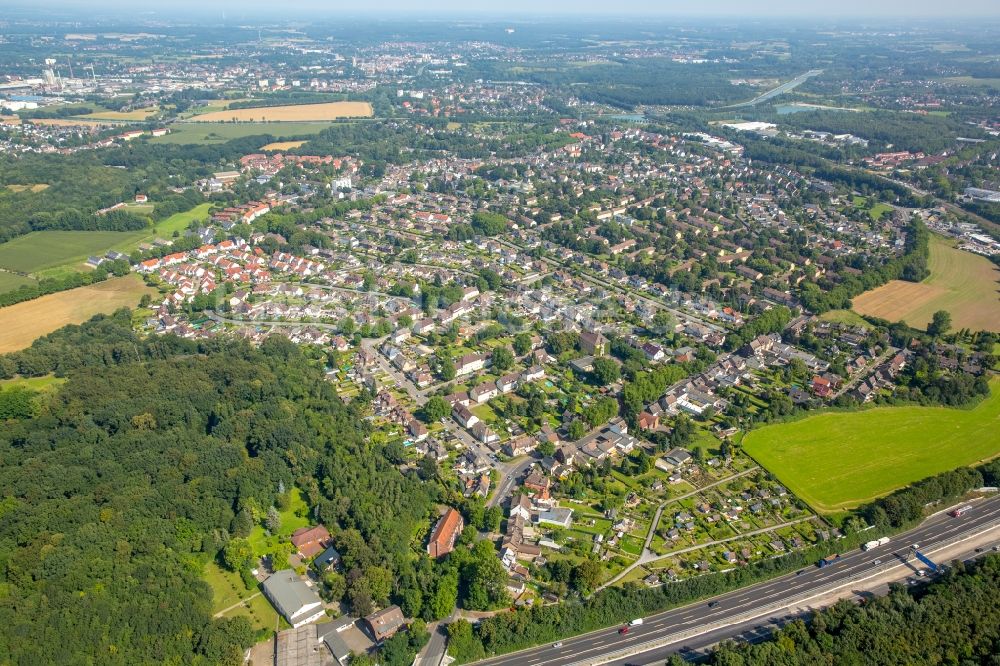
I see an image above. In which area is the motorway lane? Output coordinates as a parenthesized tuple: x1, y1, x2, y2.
(608, 535, 1000, 666)
(473, 496, 1000, 666)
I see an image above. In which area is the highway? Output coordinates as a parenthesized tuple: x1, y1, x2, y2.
(471, 496, 1000, 666)
(728, 69, 824, 108)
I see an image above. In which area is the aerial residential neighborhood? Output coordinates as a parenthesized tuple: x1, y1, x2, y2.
(0, 4, 998, 666)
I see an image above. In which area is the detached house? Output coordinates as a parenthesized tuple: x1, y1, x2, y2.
(291, 525, 331, 560)
(455, 353, 487, 377)
(453, 403, 480, 429)
(364, 605, 406, 643)
(579, 330, 607, 356)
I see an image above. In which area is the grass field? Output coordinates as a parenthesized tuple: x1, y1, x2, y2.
(23, 117, 119, 127)
(202, 562, 282, 631)
(852, 234, 1000, 333)
(0, 204, 211, 279)
(76, 106, 159, 121)
(0, 230, 148, 275)
(938, 76, 1000, 88)
(181, 98, 255, 117)
(818, 309, 874, 328)
(0, 272, 37, 293)
(150, 122, 335, 145)
(188, 101, 372, 122)
(261, 140, 307, 151)
(203, 561, 251, 614)
(0, 374, 66, 391)
(153, 203, 213, 236)
(743, 380, 1000, 513)
(6, 184, 49, 193)
(0, 275, 156, 353)
(869, 202, 893, 220)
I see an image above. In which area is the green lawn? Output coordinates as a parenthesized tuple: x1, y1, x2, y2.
(248, 487, 312, 558)
(220, 590, 285, 632)
(743, 380, 1000, 513)
(203, 562, 282, 632)
(150, 121, 334, 145)
(869, 203, 893, 220)
(204, 561, 251, 614)
(471, 403, 498, 423)
(0, 230, 148, 275)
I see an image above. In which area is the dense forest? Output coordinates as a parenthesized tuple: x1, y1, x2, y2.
(0, 154, 137, 242)
(0, 311, 439, 665)
(687, 552, 1000, 666)
(771, 109, 990, 154)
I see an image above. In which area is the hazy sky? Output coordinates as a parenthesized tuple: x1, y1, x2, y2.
(26, 0, 1000, 18)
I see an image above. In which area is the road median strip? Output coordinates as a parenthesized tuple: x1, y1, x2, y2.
(566, 518, 1000, 666)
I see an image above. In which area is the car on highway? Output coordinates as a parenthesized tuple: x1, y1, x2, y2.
(618, 626, 629, 635)
(552, 642, 563, 648)
(708, 601, 719, 608)
(873, 559, 882, 565)
(630, 618, 644, 626)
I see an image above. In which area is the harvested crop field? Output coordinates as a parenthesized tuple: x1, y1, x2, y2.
(261, 140, 307, 151)
(852, 234, 1000, 332)
(0, 275, 156, 353)
(188, 101, 372, 122)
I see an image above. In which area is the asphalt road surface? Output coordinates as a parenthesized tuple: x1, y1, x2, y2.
(472, 496, 1000, 666)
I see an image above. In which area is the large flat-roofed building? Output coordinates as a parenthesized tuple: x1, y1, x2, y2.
(274, 620, 364, 666)
(275, 624, 336, 666)
(262, 569, 326, 628)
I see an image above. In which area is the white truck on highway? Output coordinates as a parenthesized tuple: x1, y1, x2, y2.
(863, 536, 890, 551)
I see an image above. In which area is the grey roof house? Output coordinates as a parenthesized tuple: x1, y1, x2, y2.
(263, 569, 326, 628)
